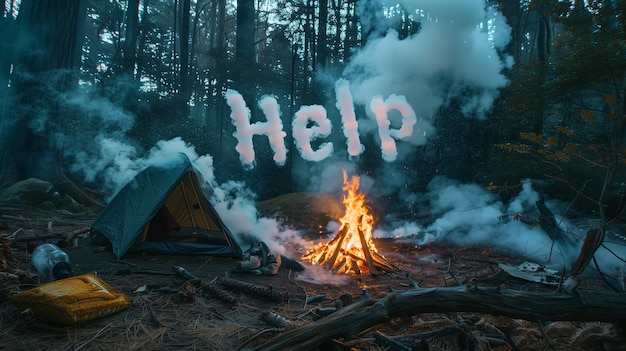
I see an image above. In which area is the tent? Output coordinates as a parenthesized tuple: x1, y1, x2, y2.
(91, 153, 243, 259)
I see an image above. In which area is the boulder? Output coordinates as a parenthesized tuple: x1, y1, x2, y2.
(0, 178, 59, 207)
(0, 178, 85, 213)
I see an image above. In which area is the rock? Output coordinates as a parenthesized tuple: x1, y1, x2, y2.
(0, 178, 85, 213)
(59, 195, 85, 213)
(0, 178, 58, 206)
(38, 201, 57, 211)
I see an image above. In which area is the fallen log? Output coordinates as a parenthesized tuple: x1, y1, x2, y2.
(251, 285, 626, 351)
(202, 283, 239, 305)
(217, 276, 288, 302)
(14, 231, 59, 242)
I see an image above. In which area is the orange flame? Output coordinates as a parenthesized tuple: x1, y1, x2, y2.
(304, 170, 380, 274)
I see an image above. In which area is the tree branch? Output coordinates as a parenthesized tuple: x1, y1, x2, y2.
(252, 285, 626, 351)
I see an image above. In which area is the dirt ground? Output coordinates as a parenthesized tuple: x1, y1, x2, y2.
(0, 203, 625, 351)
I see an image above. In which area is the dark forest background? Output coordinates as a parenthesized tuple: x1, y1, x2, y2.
(0, 0, 624, 227)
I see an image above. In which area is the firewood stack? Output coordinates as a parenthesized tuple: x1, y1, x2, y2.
(303, 224, 396, 276)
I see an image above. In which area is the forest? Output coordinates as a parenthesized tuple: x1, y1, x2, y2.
(0, 0, 624, 206)
(1, 0, 626, 349)
(1, 0, 626, 279)
(0, 0, 621, 200)
(1, 0, 626, 281)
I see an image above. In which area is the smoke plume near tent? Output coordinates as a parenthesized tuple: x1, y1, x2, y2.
(51, 86, 304, 254)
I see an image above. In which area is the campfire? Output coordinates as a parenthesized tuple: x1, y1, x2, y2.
(303, 170, 395, 275)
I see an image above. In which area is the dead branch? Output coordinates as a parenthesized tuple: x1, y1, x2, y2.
(12, 230, 60, 242)
(217, 276, 288, 302)
(66, 226, 91, 242)
(260, 311, 293, 328)
(536, 196, 576, 248)
(251, 285, 626, 351)
(202, 283, 239, 305)
(571, 228, 605, 276)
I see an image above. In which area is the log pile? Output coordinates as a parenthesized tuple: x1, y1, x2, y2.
(302, 224, 397, 276)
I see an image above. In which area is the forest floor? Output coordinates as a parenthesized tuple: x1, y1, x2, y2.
(0, 194, 625, 351)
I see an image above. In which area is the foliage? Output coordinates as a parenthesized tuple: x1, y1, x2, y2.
(497, 97, 626, 220)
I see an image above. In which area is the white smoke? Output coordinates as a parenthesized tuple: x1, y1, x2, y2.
(225, 90, 288, 169)
(292, 105, 334, 161)
(69, 134, 212, 199)
(53, 86, 306, 255)
(258, 95, 288, 166)
(209, 180, 308, 254)
(225, 89, 257, 168)
(369, 94, 418, 162)
(286, 0, 513, 196)
(375, 177, 626, 274)
(343, 0, 513, 151)
(60, 90, 140, 193)
(335, 79, 364, 158)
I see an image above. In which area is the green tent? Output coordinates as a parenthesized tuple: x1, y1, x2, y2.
(91, 153, 243, 259)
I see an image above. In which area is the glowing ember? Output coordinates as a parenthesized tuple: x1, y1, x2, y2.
(303, 170, 394, 275)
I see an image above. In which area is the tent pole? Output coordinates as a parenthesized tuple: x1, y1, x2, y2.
(181, 174, 198, 233)
(189, 174, 213, 232)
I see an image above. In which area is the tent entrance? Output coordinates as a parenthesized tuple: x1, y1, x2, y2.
(142, 172, 229, 245)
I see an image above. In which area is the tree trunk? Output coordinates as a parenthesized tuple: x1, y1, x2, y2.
(0, 2, 17, 95)
(235, 0, 255, 63)
(178, 0, 191, 110)
(317, 0, 328, 69)
(234, 0, 256, 109)
(1, 0, 82, 186)
(496, 0, 523, 63)
(253, 285, 626, 351)
(532, 16, 549, 134)
(344, 0, 359, 61)
(116, 0, 140, 113)
(123, 0, 140, 71)
(0, 0, 99, 207)
(332, 0, 342, 61)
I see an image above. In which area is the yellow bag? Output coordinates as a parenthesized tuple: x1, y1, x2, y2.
(10, 273, 132, 325)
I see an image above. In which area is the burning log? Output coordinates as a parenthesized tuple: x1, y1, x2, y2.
(357, 223, 379, 275)
(305, 222, 395, 275)
(303, 171, 396, 275)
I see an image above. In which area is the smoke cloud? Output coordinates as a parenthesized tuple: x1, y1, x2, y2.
(343, 0, 513, 149)
(376, 177, 626, 275)
(292, 105, 334, 161)
(225, 90, 290, 169)
(47, 85, 306, 254)
(288, 0, 514, 199)
(335, 79, 364, 158)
